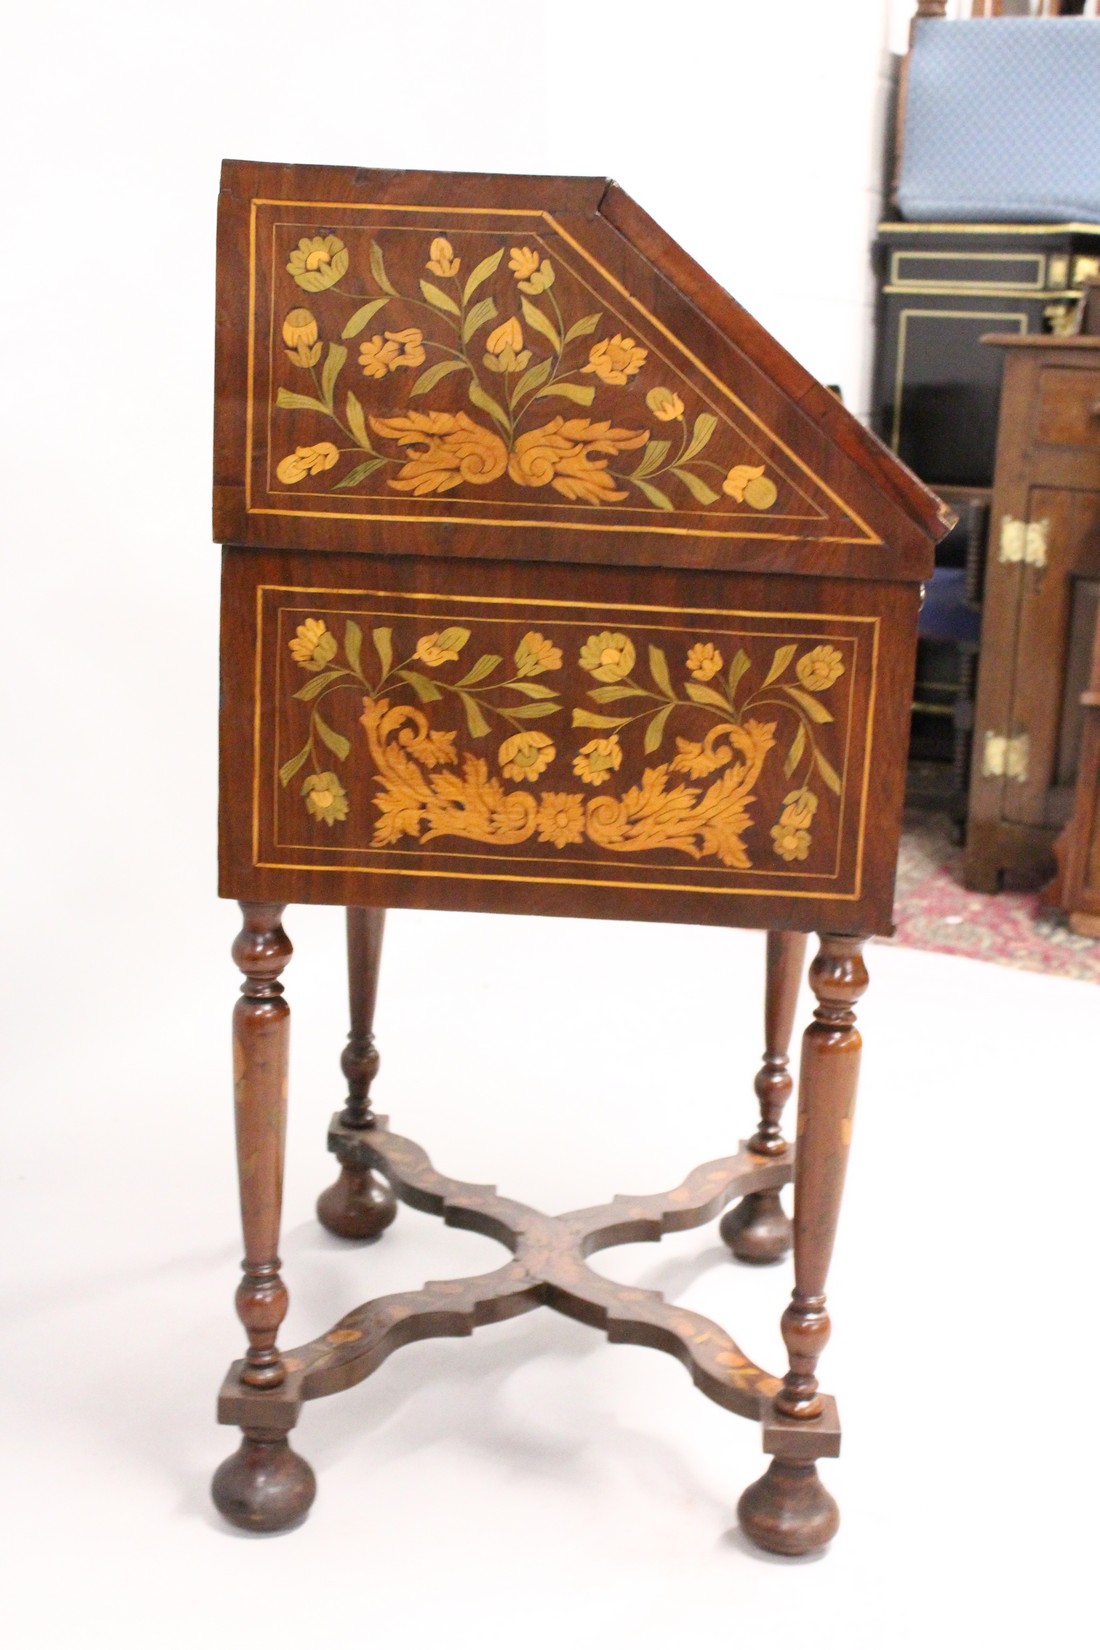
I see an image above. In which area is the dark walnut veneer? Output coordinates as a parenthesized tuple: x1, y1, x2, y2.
(211, 159, 951, 1553)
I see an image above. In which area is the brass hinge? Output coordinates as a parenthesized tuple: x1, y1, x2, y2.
(981, 730, 1029, 781)
(1000, 517, 1026, 563)
(999, 516, 1049, 566)
(1025, 518, 1049, 567)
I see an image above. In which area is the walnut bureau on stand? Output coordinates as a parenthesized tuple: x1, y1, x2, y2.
(210, 161, 952, 1555)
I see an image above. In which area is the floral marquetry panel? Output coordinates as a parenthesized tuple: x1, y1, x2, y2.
(214, 161, 949, 579)
(220, 549, 921, 933)
(259, 219, 822, 530)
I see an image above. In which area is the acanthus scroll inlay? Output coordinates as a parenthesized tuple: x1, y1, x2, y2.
(279, 609, 852, 873)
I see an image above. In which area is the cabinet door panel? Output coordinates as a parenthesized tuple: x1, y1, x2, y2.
(1005, 490, 1100, 827)
(1034, 368, 1100, 452)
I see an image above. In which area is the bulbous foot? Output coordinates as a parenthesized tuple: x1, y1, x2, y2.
(720, 1191, 791, 1264)
(316, 1165, 397, 1241)
(212, 1429, 316, 1533)
(737, 1458, 838, 1556)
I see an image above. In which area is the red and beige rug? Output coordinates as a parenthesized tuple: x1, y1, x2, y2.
(889, 812, 1100, 984)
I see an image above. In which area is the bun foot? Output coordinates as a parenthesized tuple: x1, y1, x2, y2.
(720, 1191, 791, 1265)
(212, 1429, 316, 1533)
(317, 1164, 397, 1241)
(737, 1458, 838, 1556)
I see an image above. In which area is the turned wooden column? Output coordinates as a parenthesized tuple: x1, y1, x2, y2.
(738, 933, 867, 1556)
(316, 905, 397, 1240)
(229, 901, 293, 1387)
(721, 929, 806, 1263)
(213, 902, 316, 1533)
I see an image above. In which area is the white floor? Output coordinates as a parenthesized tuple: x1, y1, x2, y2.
(1, 907, 1096, 1650)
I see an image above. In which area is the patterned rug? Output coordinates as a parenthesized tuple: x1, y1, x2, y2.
(888, 812, 1100, 984)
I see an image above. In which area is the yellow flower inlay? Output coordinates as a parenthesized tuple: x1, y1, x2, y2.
(535, 792, 585, 847)
(779, 787, 818, 830)
(507, 417, 648, 505)
(289, 617, 338, 668)
(686, 642, 723, 682)
(487, 317, 522, 355)
(498, 730, 555, 783)
(744, 474, 777, 509)
(514, 632, 562, 677)
(282, 308, 317, 347)
(426, 236, 460, 278)
(722, 464, 777, 509)
(276, 442, 340, 484)
(287, 235, 349, 292)
(771, 822, 811, 862)
(508, 248, 554, 294)
(580, 631, 635, 682)
(572, 735, 623, 786)
(415, 627, 469, 667)
(645, 386, 684, 422)
(358, 328, 426, 379)
(303, 772, 349, 825)
(722, 464, 762, 501)
(796, 646, 844, 692)
(370, 410, 508, 495)
(508, 247, 541, 281)
(582, 334, 647, 386)
(282, 307, 321, 367)
(771, 786, 818, 861)
(484, 315, 530, 374)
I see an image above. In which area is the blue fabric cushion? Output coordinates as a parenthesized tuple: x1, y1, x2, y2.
(898, 18, 1100, 225)
(919, 568, 980, 645)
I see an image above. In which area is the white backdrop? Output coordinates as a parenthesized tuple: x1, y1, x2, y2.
(24, 7, 1100, 1648)
(1, 0, 901, 1039)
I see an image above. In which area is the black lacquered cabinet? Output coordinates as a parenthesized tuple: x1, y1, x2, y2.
(870, 219, 1100, 815)
(871, 221, 1100, 485)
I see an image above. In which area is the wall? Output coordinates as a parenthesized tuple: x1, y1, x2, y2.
(0, 0, 899, 1039)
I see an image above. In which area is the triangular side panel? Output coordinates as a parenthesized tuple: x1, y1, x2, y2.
(215, 162, 947, 580)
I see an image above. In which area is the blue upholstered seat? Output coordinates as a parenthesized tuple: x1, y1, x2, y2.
(919, 567, 980, 645)
(898, 18, 1100, 225)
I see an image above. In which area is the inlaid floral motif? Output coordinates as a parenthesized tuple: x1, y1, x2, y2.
(796, 645, 844, 692)
(572, 735, 624, 787)
(302, 771, 349, 825)
(272, 229, 780, 513)
(279, 614, 849, 869)
(275, 442, 339, 484)
(283, 308, 321, 368)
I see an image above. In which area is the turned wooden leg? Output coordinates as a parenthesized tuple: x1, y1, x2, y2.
(212, 903, 315, 1533)
(721, 930, 807, 1264)
(212, 1427, 316, 1535)
(738, 933, 867, 1556)
(316, 905, 397, 1240)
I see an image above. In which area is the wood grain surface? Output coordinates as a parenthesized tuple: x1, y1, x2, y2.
(219, 547, 919, 935)
(215, 161, 948, 581)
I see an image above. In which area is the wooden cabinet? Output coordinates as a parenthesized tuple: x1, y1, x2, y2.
(210, 160, 951, 1552)
(1048, 604, 1100, 936)
(870, 221, 1100, 816)
(965, 335, 1100, 891)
